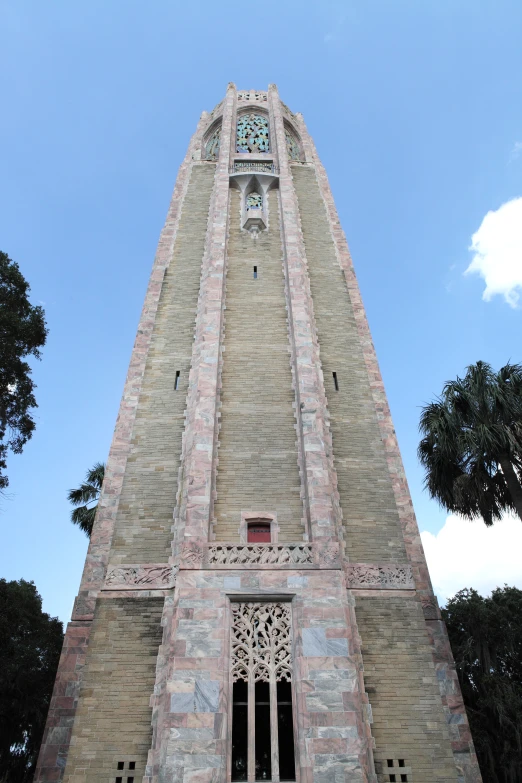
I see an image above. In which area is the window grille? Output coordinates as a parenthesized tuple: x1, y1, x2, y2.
(284, 130, 301, 161)
(231, 603, 295, 782)
(205, 126, 221, 160)
(236, 114, 270, 153)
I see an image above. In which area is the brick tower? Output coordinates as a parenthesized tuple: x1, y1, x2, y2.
(36, 85, 482, 783)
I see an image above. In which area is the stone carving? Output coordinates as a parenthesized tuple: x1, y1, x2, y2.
(180, 542, 204, 567)
(345, 563, 414, 589)
(207, 543, 313, 566)
(104, 564, 176, 590)
(421, 596, 441, 620)
(205, 126, 221, 161)
(231, 602, 292, 683)
(236, 113, 270, 153)
(237, 91, 268, 102)
(285, 129, 301, 161)
(315, 542, 340, 568)
(231, 162, 277, 174)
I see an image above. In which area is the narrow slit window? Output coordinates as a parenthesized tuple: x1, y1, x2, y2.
(128, 763, 135, 771)
(333, 372, 339, 391)
(116, 778, 122, 783)
(174, 370, 180, 390)
(401, 776, 408, 782)
(127, 778, 134, 783)
(231, 603, 295, 782)
(117, 763, 124, 771)
(398, 761, 405, 767)
(253, 266, 258, 279)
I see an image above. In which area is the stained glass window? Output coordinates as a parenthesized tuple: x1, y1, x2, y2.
(205, 126, 221, 161)
(285, 129, 301, 161)
(236, 114, 270, 153)
(246, 192, 262, 209)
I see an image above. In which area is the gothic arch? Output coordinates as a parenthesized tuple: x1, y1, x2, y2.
(203, 119, 222, 161)
(236, 109, 270, 154)
(283, 121, 304, 162)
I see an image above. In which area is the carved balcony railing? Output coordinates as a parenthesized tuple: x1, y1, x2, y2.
(180, 541, 340, 569)
(230, 162, 279, 174)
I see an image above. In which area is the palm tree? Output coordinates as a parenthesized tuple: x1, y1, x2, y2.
(418, 361, 522, 524)
(67, 462, 105, 536)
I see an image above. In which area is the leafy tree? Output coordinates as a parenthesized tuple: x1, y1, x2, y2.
(418, 361, 522, 524)
(0, 579, 63, 783)
(67, 462, 105, 536)
(443, 586, 522, 783)
(0, 252, 48, 492)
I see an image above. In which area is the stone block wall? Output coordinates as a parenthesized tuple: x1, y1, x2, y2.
(292, 166, 407, 564)
(213, 189, 304, 542)
(355, 596, 458, 782)
(109, 165, 215, 564)
(62, 598, 164, 783)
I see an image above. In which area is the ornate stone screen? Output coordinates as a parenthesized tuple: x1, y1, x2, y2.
(231, 603, 295, 782)
(284, 129, 301, 161)
(236, 114, 270, 153)
(205, 126, 221, 160)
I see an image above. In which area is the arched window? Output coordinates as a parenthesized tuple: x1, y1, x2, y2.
(205, 125, 221, 161)
(246, 192, 262, 210)
(236, 114, 270, 153)
(231, 602, 296, 782)
(285, 129, 301, 161)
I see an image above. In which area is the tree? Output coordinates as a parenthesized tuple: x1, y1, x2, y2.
(67, 462, 105, 536)
(418, 361, 522, 524)
(443, 586, 522, 783)
(0, 251, 48, 492)
(0, 579, 63, 783)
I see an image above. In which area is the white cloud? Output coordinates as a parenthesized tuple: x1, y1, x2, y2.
(421, 513, 522, 605)
(465, 197, 522, 307)
(510, 141, 522, 161)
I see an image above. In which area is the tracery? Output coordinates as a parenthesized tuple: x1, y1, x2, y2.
(205, 126, 221, 161)
(236, 114, 270, 153)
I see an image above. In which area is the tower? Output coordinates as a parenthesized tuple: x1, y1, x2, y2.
(36, 85, 481, 783)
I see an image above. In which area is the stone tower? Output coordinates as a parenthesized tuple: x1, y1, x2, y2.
(36, 85, 481, 783)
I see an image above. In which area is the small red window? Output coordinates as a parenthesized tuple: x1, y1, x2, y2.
(247, 523, 271, 543)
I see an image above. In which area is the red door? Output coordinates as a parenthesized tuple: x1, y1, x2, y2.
(247, 523, 271, 543)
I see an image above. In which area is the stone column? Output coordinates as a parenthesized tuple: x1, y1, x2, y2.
(34, 115, 209, 783)
(268, 84, 377, 783)
(172, 82, 236, 555)
(268, 84, 342, 546)
(145, 84, 237, 783)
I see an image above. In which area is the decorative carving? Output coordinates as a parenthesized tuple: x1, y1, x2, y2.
(205, 126, 221, 161)
(246, 192, 262, 209)
(237, 91, 268, 102)
(285, 129, 301, 161)
(345, 563, 414, 589)
(421, 596, 441, 620)
(315, 542, 340, 568)
(104, 564, 176, 590)
(207, 543, 312, 566)
(180, 542, 204, 567)
(236, 113, 270, 153)
(231, 602, 292, 683)
(231, 162, 277, 174)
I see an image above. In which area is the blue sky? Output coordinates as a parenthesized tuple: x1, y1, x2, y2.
(1, 0, 521, 622)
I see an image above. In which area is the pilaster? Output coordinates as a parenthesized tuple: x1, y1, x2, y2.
(34, 113, 209, 783)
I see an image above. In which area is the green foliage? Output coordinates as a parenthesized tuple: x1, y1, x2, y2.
(418, 361, 522, 523)
(0, 579, 63, 783)
(443, 586, 522, 783)
(67, 462, 105, 537)
(0, 251, 48, 492)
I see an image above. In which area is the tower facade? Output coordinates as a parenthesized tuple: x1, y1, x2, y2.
(36, 85, 481, 783)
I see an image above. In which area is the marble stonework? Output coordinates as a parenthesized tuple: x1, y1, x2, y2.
(35, 85, 481, 783)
